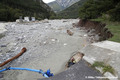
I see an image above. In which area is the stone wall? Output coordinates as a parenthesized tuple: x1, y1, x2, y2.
(76, 19, 113, 41)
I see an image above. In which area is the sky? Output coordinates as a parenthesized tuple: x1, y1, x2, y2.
(43, 0, 55, 3)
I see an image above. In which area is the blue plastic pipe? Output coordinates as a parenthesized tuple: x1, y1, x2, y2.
(0, 68, 7, 72)
(0, 67, 51, 78)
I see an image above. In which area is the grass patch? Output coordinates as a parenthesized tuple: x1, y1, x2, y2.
(106, 22, 120, 42)
(92, 61, 115, 75)
(91, 18, 120, 43)
(91, 61, 105, 68)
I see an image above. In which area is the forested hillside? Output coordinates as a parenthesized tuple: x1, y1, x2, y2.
(0, 0, 55, 21)
(57, 0, 87, 19)
(48, 0, 79, 12)
(79, 0, 120, 21)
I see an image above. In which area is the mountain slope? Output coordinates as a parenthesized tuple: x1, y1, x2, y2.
(0, 0, 54, 21)
(48, 0, 79, 12)
(48, 1, 63, 12)
(57, 0, 87, 19)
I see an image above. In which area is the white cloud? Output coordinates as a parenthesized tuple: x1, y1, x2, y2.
(43, 0, 55, 3)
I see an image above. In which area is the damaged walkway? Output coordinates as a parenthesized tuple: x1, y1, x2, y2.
(81, 41, 120, 80)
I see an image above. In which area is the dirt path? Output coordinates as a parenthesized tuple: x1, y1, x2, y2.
(0, 19, 91, 80)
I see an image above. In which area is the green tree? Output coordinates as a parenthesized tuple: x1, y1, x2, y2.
(79, 0, 118, 20)
(108, 2, 120, 21)
(0, 9, 8, 21)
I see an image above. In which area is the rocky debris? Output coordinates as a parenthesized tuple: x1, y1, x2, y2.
(41, 19, 49, 23)
(67, 30, 74, 36)
(16, 19, 23, 23)
(43, 21, 49, 23)
(86, 29, 100, 43)
(42, 38, 59, 45)
(72, 23, 78, 28)
(57, 28, 63, 30)
(63, 21, 67, 22)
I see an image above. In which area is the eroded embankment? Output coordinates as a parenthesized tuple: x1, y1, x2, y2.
(74, 19, 113, 41)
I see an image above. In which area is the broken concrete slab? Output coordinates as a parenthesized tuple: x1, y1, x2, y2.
(80, 40, 120, 79)
(40, 60, 102, 80)
(92, 41, 120, 53)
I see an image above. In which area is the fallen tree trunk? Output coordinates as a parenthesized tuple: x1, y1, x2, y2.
(0, 47, 27, 67)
